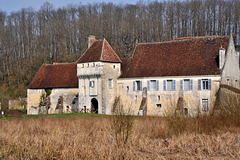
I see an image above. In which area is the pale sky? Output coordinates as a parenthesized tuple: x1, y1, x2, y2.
(0, 0, 143, 14)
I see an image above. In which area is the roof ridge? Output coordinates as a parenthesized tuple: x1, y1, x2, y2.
(103, 38, 122, 62)
(136, 35, 229, 45)
(75, 40, 103, 63)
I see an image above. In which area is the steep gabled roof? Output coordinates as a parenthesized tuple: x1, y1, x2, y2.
(28, 63, 78, 89)
(77, 38, 122, 63)
(120, 36, 230, 78)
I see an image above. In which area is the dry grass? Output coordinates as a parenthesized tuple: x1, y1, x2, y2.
(1, 115, 240, 159)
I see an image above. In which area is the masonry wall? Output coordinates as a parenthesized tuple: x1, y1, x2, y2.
(27, 89, 45, 114)
(77, 61, 121, 114)
(221, 37, 240, 89)
(118, 75, 221, 116)
(49, 88, 78, 114)
(27, 88, 78, 115)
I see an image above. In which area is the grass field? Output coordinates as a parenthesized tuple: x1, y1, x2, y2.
(1, 112, 240, 159)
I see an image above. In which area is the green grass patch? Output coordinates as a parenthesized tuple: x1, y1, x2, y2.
(0, 112, 111, 120)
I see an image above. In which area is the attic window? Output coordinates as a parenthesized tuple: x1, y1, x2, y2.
(87, 63, 89, 68)
(93, 63, 95, 67)
(82, 64, 84, 68)
(113, 65, 116, 69)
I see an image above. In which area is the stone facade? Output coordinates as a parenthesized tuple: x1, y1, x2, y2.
(27, 35, 240, 116)
(27, 88, 78, 114)
(77, 62, 121, 114)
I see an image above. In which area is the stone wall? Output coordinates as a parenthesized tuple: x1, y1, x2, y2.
(9, 98, 27, 110)
(27, 88, 78, 115)
(77, 61, 121, 114)
(221, 35, 240, 89)
(118, 75, 221, 116)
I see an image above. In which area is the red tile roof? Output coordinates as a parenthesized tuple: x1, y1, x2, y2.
(120, 36, 230, 78)
(28, 63, 78, 89)
(77, 38, 122, 63)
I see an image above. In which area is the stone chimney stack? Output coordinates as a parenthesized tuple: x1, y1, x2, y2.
(219, 46, 226, 69)
(88, 35, 96, 48)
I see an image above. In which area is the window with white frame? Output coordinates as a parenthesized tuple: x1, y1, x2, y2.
(89, 80, 95, 88)
(198, 79, 211, 90)
(108, 79, 113, 88)
(133, 81, 142, 91)
(147, 80, 159, 91)
(151, 80, 156, 90)
(180, 79, 193, 90)
(184, 79, 190, 90)
(163, 80, 176, 91)
(202, 99, 209, 111)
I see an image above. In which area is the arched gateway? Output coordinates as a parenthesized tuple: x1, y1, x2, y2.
(91, 98, 98, 114)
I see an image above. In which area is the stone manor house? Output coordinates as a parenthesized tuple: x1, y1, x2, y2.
(27, 34, 240, 116)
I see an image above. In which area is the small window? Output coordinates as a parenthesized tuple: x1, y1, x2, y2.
(135, 95, 138, 102)
(202, 79, 209, 90)
(127, 86, 129, 91)
(87, 63, 89, 68)
(156, 104, 162, 108)
(202, 99, 209, 111)
(113, 65, 116, 69)
(89, 81, 95, 88)
(164, 80, 176, 90)
(93, 63, 95, 67)
(158, 95, 160, 101)
(150, 80, 157, 90)
(198, 79, 211, 90)
(227, 79, 230, 85)
(136, 81, 141, 91)
(184, 108, 188, 117)
(82, 64, 84, 68)
(108, 79, 113, 89)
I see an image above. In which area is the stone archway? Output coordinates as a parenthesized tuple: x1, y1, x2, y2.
(91, 98, 98, 114)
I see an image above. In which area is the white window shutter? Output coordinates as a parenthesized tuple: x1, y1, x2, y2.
(198, 79, 201, 90)
(190, 79, 193, 90)
(133, 81, 135, 91)
(173, 80, 176, 90)
(180, 80, 183, 90)
(208, 79, 211, 90)
(156, 80, 159, 90)
(163, 80, 166, 91)
(140, 81, 143, 91)
(147, 80, 150, 91)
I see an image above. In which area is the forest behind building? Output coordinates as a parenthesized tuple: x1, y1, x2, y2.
(0, 0, 240, 107)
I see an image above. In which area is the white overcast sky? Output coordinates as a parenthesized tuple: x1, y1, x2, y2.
(0, 0, 144, 14)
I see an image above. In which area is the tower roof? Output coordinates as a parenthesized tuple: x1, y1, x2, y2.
(77, 38, 122, 63)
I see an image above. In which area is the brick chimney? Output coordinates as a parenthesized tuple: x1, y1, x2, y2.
(88, 35, 96, 48)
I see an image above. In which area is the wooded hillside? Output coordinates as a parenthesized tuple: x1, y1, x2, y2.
(0, 0, 239, 106)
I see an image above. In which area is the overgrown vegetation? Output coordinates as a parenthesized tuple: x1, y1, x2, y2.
(1, 91, 240, 159)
